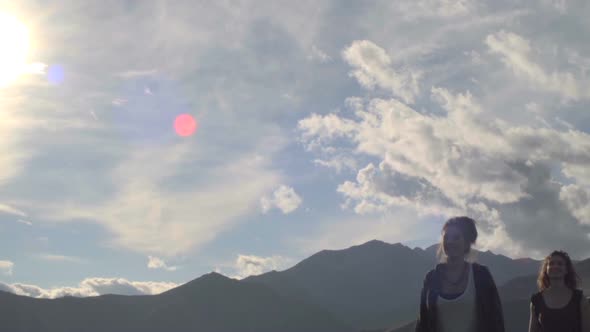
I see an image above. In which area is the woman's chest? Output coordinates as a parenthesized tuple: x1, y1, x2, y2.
(543, 291, 573, 309)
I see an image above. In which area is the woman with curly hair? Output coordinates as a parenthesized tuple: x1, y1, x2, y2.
(529, 250, 590, 332)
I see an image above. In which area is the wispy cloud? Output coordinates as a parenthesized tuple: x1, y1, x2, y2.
(115, 69, 158, 79)
(342, 40, 421, 104)
(0, 204, 26, 217)
(36, 254, 86, 264)
(16, 219, 32, 226)
(486, 30, 590, 100)
(111, 98, 128, 106)
(307, 45, 332, 63)
(36, 143, 282, 257)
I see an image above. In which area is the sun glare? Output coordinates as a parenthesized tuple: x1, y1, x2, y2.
(0, 13, 30, 87)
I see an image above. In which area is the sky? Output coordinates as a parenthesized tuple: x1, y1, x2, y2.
(0, 0, 590, 298)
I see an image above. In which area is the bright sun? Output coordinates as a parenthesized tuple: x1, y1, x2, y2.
(0, 13, 29, 87)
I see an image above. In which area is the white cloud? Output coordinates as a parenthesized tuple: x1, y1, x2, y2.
(560, 184, 590, 226)
(147, 256, 178, 271)
(111, 98, 128, 106)
(219, 254, 293, 280)
(79, 277, 177, 296)
(297, 113, 358, 153)
(16, 219, 32, 226)
(394, 0, 475, 20)
(36, 254, 85, 264)
(0, 277, 179, 298)
(342, 40, 421, 104)
(0, 204, 26, 217)
(0, 260, 14, 276)
(115, 69, 158, 78)
(261, 185, 303, 214)
(541, 0, 567, 13)
(313, 156, 358, 173)
(486, 30, 590, 100)
(465, 50, 484, 65)
(307, 45, 331, 63)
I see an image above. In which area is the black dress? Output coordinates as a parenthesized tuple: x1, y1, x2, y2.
(531, 289, 582, 332)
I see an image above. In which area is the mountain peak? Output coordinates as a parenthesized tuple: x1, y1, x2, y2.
(352, 239, 410, 250)
(199, 271, 231, 281)
(360, 239, 390, 247)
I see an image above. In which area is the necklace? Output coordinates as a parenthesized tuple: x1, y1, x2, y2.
(442, 262, 468, 286)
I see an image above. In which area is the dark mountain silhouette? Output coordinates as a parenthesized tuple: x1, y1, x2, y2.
(244, 240, 541, 330)
(0, 272, 353, 332)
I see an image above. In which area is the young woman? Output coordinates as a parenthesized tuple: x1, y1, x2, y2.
(529, 250, 590, 332)
(415, 216, 505, 332)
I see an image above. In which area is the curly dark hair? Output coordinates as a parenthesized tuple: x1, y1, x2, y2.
(437, 216, 478, 260)
(537, 250, 580, 291)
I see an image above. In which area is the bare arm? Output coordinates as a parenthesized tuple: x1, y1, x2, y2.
(581, 295, 590, 332)
(529, 302, 540, 332)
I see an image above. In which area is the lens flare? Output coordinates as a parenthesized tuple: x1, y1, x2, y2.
(174, 114, 197, 137)
(47, 64, 65, 84)
(0, 13, 30, 87)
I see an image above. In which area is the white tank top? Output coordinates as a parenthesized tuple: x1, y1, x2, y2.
(436, 263, 477, 332)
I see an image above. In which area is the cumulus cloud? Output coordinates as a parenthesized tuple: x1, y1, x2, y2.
(233, 255, 291, 279)
(0, 260, 14, 276)
(0, 277, 179, 298)
(342, 40, 421, 104)
(261, 185, 303, 214)
(560, 184, 590, 226)
(486, 30, 590, 100)
(299, 37, 590, 257)
(147, 256, 178, 271)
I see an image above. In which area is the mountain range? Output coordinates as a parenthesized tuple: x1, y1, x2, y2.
(1, 240, 588, 332)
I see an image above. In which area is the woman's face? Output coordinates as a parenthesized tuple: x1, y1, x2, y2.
(442, 225, 467, 259)
(546, 255, 567, 280)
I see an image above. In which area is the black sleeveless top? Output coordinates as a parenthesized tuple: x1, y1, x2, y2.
(531, 289, 582, 332)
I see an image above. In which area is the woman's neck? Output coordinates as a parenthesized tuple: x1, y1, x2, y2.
(445, 256, 466, 270)
(547, 279, 567, 291)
